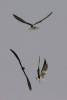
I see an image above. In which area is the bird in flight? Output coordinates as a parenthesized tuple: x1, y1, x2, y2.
(13, 12, 53, 30)
(36, 56, 48, 83)
(10, 49, 32, 91)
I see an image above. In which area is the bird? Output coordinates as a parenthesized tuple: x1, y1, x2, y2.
(13, 12, 53, 30)
(10, 49, 32, 91)
(36, 56, 48, 83)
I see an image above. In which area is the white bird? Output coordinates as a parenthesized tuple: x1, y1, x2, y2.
(13, 12, 53, 30)
(36, 56, 48, 83)
(10, 49, 32, 91)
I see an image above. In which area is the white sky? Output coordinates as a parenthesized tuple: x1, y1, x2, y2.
(0, 0, 67, 100)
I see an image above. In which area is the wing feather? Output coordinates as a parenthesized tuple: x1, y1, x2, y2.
(41, 59, 48, 77)
(37, 56, 40, 78)
(33, 12, 53, 25)
(10, 49, 24, 70)
(13, 14, 33, 27)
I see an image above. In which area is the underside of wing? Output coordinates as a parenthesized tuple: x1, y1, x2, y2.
(41, 59, 48, 77)
(42, 59, 48, 71)
(13, 14, 33, 27)
(33, 12, 53, 25)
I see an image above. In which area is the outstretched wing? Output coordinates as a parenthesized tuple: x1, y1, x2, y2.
(13, 14, 33, 27)
(23, 71, 32, 90)
(37, 56, 40, 79)
(10, 49, 25, 70)
(33, 12, 53, 25)
(10, 49, 32, 91)
(41, 59, 48, 78)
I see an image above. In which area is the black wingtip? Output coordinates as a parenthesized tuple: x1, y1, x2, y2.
(51, 12, 53, 13)
(51, 12, 53, 14)
(10, 49, 15, 54)
(50, 12, 53, 15)
(10, 49, 12, 52)
(38, 56, 40, 66)
(27, 78, 32, 91)
(44, 59, 46, 64)
(13, 14, 15, 17)
(13, 14, 17, 18)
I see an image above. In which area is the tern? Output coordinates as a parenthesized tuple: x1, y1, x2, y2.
(13, 12, 53, 30)
(10, 49, 32, 91)
(36, 56, 48, 83)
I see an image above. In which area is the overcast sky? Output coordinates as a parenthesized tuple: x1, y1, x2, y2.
(0, 0, 67, 100)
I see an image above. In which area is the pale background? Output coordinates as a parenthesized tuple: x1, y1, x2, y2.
(0, 0, 67, 100)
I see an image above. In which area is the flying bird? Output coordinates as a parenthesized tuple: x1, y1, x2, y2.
(36, 56, 48, 83)
(10, 49, 32, 91)
(13, 12, 53, 30)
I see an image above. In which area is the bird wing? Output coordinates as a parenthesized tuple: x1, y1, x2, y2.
(33, 12, 53, 25)
(13, 14, 33, 27)
(37, 56, 40, 78)
(10, 49, 32, 91)
(37, 66, 40, 79)
(23, 70, 32, 90)
(41, 59, 48, 77)
(10, 49, 24, 70)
